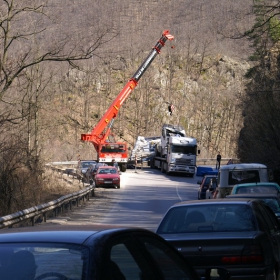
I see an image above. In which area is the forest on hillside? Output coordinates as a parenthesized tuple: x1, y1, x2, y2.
(1, 0, 280, 214)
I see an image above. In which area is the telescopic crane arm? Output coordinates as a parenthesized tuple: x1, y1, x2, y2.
(81, 30, 174, 149)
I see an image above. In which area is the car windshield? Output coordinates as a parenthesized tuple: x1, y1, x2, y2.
(98, 168, 117, 174)
(81, 162, 94, 168)
(0, 243, 89, 280)
(157, 204, 257, 234)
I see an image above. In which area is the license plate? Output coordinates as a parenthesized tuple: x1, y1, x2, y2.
(105, 181, 112, 184)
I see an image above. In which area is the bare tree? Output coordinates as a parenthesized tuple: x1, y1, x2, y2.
(0, 0, 117, 102)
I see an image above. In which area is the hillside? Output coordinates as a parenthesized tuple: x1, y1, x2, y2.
(1, 0, 271, 215)
(45, 0, 254, 60)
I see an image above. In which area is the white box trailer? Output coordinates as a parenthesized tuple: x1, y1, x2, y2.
(216, 163, 269, 198)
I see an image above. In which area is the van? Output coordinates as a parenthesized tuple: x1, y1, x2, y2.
(216, 163, 269, 198)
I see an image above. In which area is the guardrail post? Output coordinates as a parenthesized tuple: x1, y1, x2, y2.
(43, 213, 47, 222)
(31, 217, 35, 226)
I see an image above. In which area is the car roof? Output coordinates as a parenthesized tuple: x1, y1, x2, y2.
(0, 226, 150, 244)
(98, 166, 116, 169)
(233, 182, 280, 188)
(203, 174, 217, 178)
(219, 163, 267, 170)
(173, 198, 255, 208)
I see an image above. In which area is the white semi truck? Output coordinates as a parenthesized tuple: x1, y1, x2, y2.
(149, 124, 200, 177)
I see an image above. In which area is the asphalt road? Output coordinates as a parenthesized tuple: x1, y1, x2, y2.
(41, 167, 200, 231)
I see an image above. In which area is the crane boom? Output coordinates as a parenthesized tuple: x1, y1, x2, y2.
(81, 30, 174, 172)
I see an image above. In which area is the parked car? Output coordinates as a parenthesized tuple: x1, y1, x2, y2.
(76, 160, 97, 182)
(85, 162, 107, 184)
(197, 174, 218, 199)
(230, 182, 280, 195)
(0, 226, 229, 280)
(205, 178, 218, 199)
(95, 166, 120, 188)
(226, 193, 280, 221)
(84, 163, 97, 183)
(156, 198, 280, 279)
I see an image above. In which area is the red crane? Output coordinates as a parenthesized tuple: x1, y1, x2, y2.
(81, 30, 174, 172)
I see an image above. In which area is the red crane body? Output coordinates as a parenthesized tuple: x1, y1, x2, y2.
(81, 30, 174, 172)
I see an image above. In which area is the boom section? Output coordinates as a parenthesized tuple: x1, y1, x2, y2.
(81, 30, 174, 146)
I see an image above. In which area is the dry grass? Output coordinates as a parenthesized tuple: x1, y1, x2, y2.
(41, 169, 84, 203)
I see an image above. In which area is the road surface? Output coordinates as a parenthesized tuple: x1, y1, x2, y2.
(41, 168, 200, 231)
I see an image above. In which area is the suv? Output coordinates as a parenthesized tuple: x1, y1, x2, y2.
(76, 160, 96, 182)
(197, 174, 217, 199)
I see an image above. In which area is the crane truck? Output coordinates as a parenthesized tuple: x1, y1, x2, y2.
(81, 30, 174, 172)
(150, 124, 199, 176)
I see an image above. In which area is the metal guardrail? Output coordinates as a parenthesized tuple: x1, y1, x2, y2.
(0, 186, 94, 229)
(0, 165, 94, 229)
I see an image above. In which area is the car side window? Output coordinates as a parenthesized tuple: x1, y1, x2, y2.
(256, 203, 280, 233)
(110, 243, 142, 280)
(140, 236, 194, 280)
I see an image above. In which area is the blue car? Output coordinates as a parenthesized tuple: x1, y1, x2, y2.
(0, 226, 228, 280)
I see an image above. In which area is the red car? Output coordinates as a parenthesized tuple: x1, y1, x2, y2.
(94, 166, 120, 188)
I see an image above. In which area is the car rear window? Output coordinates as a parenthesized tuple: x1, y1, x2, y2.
(236, 186, 279, 194)
(228, 170, 260, 185)
(157, 204, 257, 234)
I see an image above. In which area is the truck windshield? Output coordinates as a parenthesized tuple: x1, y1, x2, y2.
(171, 145, 196, 154)
(100, 144, 126, 153)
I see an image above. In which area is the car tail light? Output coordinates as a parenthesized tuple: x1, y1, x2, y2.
(221, 245, 263, 264)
